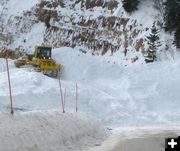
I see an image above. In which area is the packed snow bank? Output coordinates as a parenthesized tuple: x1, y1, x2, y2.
(0, 111, 106, 151)
(89, 127, 180, 151)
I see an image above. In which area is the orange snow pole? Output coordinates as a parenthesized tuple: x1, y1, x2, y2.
(75, 83, 78, 113)
(58, 76, 65, 113)
(63, 88, 66, 113)
(5, 58, 14, 115)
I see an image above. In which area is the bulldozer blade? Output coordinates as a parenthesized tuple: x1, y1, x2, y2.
(15, 60, 26, 68)
(44, 70, 59, 78)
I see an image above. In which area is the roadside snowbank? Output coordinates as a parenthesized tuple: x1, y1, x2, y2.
(0, 111, 106, 151)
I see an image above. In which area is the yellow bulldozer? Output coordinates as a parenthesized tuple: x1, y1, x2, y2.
(15, 46, 63, 78)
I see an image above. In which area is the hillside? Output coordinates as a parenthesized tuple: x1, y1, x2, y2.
(0, 0, 177, 65)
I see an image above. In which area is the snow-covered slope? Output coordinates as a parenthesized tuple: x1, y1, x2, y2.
(0, 0, 176, 65)
(1, 47, 180, 128)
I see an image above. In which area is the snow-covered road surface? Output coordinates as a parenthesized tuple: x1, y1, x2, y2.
(88, 127, 180, 151)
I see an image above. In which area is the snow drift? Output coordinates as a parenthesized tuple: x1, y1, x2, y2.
(0, 111, 106, 151)
(1, 47, 180, 127)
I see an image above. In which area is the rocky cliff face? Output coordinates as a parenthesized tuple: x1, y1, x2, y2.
(0, 0, 175, 65)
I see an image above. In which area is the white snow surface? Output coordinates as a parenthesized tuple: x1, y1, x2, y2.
(1, 47, 180, 128)
(6, 0, 39, 17)
(0, 111, 106, 151)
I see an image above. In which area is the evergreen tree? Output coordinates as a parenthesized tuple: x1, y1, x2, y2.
(122, 0, 139, 13)
(163, 0, 178, 31)
(175, 11, 180, 48)
(144, 22, 161, 63)
(174, 2, 180, 48)
(163, 0, 180, 49)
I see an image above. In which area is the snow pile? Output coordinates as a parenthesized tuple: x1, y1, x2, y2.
(1, 47, 180, 127)
(0, 111, 106, 151)
(53, 47, 180, 127)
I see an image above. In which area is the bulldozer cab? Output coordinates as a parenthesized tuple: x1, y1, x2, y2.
(35, 46, 52, 59)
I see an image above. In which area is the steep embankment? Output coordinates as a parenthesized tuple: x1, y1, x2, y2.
(0, 0, 175, 65)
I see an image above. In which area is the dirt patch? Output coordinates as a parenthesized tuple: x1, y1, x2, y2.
(35, 8, 59, 22)
(38, 0, 64, 9)
(135, 38, 144, 52)
(84, 0, 118, 10)
(0, 48, 24, 59)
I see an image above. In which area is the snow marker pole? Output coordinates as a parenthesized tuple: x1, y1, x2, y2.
(5, 58, 14, 115)
(75, 83, 78, 113)
(63, 88, 66, 113)
(58, 76, 65, 113)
